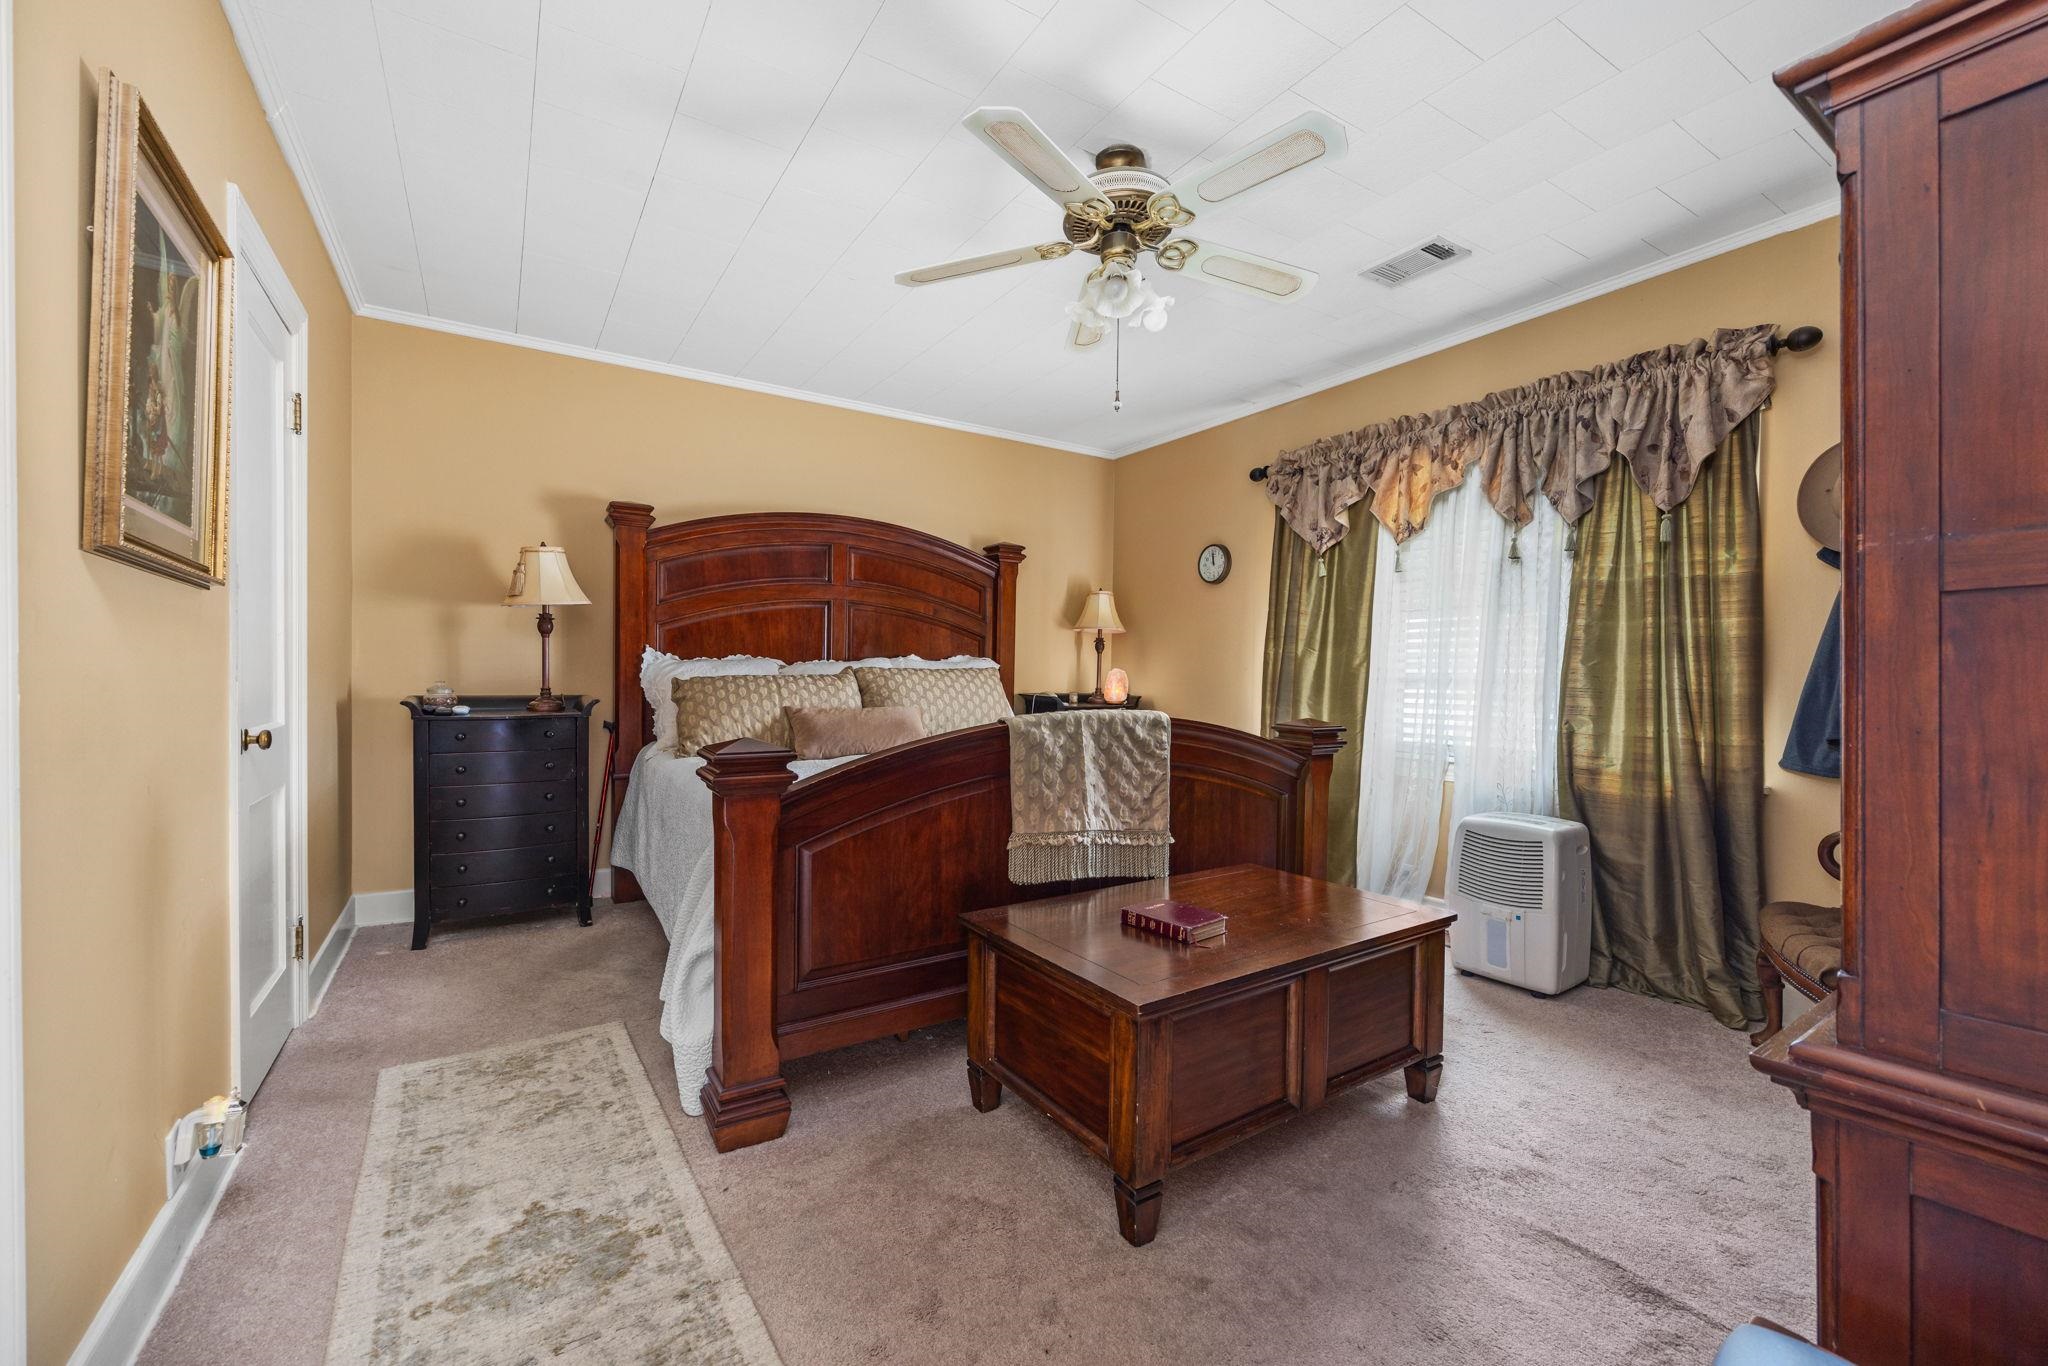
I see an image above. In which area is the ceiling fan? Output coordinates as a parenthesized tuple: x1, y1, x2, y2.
(895, 106, 1348, 352)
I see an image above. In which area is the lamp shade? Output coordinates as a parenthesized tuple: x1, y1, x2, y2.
(503, 543, 591, 607)
(1070, 589, 1125, 634)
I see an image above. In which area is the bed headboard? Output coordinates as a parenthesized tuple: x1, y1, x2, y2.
(606, 503, 1025, 768)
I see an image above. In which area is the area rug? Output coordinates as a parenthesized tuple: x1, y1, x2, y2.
(327, 1022, 780, 1364)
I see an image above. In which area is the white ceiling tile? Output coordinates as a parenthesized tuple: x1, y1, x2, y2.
(1297, 8, 1479, 130)
(1329, 103, 1483, 195)
(524, 162, 646, 267)
(1427, 22, 1615, 140)
(535, 23, 687, 134)
(1411, 0, 1577, 60)
(1678, 78, 1812, 157)
(1268, 0, 1404, 46)
(862, 0, 1038, 97)
(1447, 234, 1588, 291)
(1084, 82, 1238, 176)
(1153, 0, 1334, 121)
(1447, 181, 1588, 252)
(1350, 173, 1484, 248)
(529, 101, 664, 190)
(1766, 172, 1838, 216)
(1549, 188, 1694, 258)
(1558, 34, 1745, 149)
(1225, 167, 1377, 241)
(974, 67, 1111, 145)
(759, 182, 882, 247)
(1659, 131, 1830, 217)
(1442, 114, 1602, 197)
(698, 0, 884, 85)
(379, 0, 541, 55)
(1556, 0, 1746, 68)
(1012, 0, 1192, 109)
(1701, 0, 1905, 81)
(781, 130, 920, 211)
(655, 116, 791, 202)
(1549, 122, 1714, 210)
(539, 0, 707, 68)
(421, 261, 518, 331)
(1542, 238, 1662, 290)
(814, 54, 971, 160)
(375, 10, 531, 120)
(1643, 192, 1779, 255)
(518, 251, 620, 345)
(676, 48, 834, 151)
(1137, 0, 1233, 27)
(258, 7, 387, 105)
(639, 175, 765, 249)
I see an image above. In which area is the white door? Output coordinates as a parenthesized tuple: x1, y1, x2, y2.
(231, 238, 302, 1095)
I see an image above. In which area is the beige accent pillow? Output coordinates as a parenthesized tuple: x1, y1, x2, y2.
(786, 706, 924, 760)
(853, 666, 1013, 736)
(671, 671, 860, 756)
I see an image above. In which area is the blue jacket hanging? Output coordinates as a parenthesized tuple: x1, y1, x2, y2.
(1780, 548, 1842, 779)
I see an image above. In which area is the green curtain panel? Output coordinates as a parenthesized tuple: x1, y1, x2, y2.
(1261, 510, 1377, 886)
(1559, 417, 1765, 1029)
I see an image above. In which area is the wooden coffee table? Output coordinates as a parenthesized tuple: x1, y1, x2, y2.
(962, 863, 1453, 1246)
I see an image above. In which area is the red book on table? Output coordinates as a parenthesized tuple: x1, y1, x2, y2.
(1120, 899, 1226, 943)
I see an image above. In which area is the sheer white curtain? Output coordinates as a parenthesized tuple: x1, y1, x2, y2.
(1355, 479, 1572, 898)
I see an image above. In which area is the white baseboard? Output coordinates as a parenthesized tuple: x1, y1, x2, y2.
(67, 1147, 240, 1366)
(350, 870, 613, 930)
(307, 899, 356, 1015)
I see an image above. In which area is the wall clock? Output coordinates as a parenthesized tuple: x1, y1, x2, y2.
(1197, 543, 1231, 584)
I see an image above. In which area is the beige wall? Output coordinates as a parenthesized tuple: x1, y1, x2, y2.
(11, 0, 354, 1356)
(1112, 221, 1844, 909)
(348, 320, 1115, 892)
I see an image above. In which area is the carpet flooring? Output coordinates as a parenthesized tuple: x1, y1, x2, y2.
(142, 901, 1813, 1365)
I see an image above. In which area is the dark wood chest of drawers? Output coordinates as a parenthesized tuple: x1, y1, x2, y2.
(402, 695, 597, 948)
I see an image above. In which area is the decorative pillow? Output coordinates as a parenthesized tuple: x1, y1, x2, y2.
(778, 654, 999, 675)
(670, 670, 860, 756)
(786, 706, 924, 759)
(852, 666, 1013, 735)
(640, 648, 782, 753)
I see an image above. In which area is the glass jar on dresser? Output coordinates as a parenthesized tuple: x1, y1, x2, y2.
(400, 696, 598, 948)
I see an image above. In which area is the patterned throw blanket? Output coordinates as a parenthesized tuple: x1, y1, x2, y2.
(1005, 709, 1173, 885)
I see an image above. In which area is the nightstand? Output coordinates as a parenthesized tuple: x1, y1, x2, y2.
(401, 695, 598, 949)
(1016, 692, 1147, 713)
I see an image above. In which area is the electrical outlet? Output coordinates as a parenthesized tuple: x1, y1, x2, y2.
(164, 1119, 186, 1200)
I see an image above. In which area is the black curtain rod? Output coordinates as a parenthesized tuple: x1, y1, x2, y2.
(1248, 325, 1825, 483)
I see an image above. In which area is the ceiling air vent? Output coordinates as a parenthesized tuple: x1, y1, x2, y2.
(1363, 237, 1470, 286)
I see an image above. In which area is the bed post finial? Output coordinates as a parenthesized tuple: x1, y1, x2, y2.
(984, 542, 1026, 698)
(1273, 719, 1345, 880)
(698, 738, 800, 1152)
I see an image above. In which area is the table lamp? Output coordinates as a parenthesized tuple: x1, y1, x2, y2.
(1070, 589, 1126, 703)
(504, 543, 590, 712)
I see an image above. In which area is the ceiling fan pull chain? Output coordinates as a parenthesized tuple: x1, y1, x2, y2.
(1113, 319, 1123, 413)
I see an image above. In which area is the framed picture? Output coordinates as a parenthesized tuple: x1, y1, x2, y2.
(83, 69, 233, 586)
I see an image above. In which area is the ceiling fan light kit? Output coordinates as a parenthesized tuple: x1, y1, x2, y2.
(896, 105, 1350, 409)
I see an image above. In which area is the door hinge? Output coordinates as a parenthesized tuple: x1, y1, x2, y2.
(290, 392, 304, 435)
(293, 919, 306, 961)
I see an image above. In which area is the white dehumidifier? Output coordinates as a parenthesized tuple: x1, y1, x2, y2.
(1446, 812, 1591, 997)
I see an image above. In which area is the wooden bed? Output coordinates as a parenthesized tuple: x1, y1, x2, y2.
(607, 503, 1343, 1151)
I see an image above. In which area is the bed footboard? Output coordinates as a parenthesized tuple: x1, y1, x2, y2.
(696, 717, 1343, 1152)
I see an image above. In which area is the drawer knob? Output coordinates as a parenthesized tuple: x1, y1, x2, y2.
(455, 833, 466, 842)
(544, 792, 557, 801)
(544, 823, 556, 833)
(454, 731, 467, 741)
(543, 728, 556, 738)
(457, 897, 468, 908)
(545, 760, 557, 770)
(455, 798, 468, 809)
(456, 863, 468, 874)
(454, 764, 468, 775)
(546, 855, 557, 864)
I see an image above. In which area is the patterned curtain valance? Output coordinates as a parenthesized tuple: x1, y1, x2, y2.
(1262, 324, 1779, 550)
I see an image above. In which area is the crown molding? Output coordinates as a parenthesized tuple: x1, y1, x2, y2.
(353, 305, 1119, 458)
(1103, 197, 1843, 458)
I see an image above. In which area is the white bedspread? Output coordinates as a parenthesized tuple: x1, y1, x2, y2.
(609, 744, 854, 1114)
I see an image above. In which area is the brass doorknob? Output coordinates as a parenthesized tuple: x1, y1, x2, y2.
(240, 728, 272, 752)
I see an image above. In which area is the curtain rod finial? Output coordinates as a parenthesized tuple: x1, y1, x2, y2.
(1249, 465, 1269, 483)
(1769, 325, 1824, 355)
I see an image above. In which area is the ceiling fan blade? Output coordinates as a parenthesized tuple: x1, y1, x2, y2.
(1148, 112, 1347, 221)
(1158, 238, 1319, 302)
(895, 242, 1073, 287)
(963, 106, 1116, 219)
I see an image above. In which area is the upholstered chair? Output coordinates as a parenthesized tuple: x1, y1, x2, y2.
(1751, 833, 1844, 1046)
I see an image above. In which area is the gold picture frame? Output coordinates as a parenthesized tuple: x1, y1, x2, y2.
(83, 69, 233, 586)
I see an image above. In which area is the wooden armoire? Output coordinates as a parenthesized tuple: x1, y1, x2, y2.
(1755, 1, 2048, 1360)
